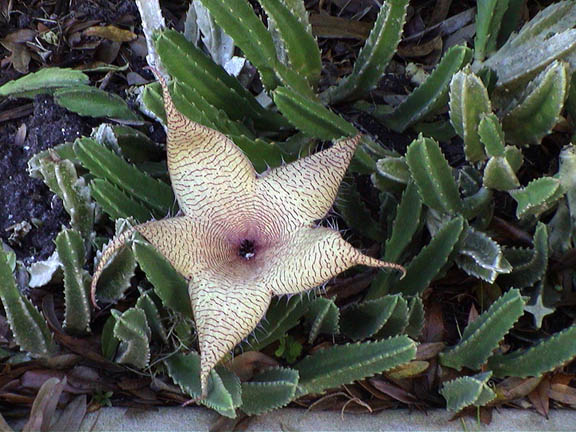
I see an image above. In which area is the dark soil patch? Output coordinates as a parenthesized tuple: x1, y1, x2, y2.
(0, 95, 91, 264)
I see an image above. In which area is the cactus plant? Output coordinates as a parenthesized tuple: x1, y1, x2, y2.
(4, 0, 576, 421)
(294, 336, 416, 397)
(502, 61, 569, 145)
(440, 372, 496, 412)
(111, 307, 151, 369)
(440, 289, 525, 370)
(383, 46, 473, 133)
(241, 367, 299, 415)
(405, 135, 463, 214)
(305, 297, 339, 344)
(164, 352, 242, 418)
(0, 67, 89, 98)
(323, 0, 409, 102)
(488, 325, 576, 378)
(0, 249, 55, 356)
(55, 229, 91, 335)
(449, 69, 491, 162)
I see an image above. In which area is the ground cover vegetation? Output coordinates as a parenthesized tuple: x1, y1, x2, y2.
(1, 0, 576, 429)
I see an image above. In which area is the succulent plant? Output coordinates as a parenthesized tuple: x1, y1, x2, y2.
(2, 0, 576, 421)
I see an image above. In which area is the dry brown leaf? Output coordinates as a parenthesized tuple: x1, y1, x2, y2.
(386, 360, 429, 379)
(528, 377, 550, 417)
(398, 36, 443, 58)
(495, 376, 542, 402)
(0, 29, 35, 73)
(309, 14, 372, 40)
(416, 342, 445, 360)
(226, 351, 278, 381)
(84, 25, 137, 42)
(549, 383, 576, 406)
(368, 378, 418, 404)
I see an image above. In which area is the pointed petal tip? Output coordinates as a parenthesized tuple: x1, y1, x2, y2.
(335, 133, 362, 149)
(358, 254, 406, 278)
(90, 228, 135, 309)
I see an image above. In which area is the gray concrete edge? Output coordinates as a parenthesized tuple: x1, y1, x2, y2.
(8, 406, 576, 431)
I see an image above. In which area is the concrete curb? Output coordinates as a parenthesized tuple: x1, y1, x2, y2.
(9, 407, 575, 431)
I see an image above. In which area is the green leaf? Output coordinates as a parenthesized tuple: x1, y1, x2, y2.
(440, 289, 525, 370)
(164, 352, 242, 418)
(258, 0, 321, 87)
(390, 216, 464, 296)
(74, 137, 174, 217)
(0, 249, 54, 355)
(449, 69, 491, 162)
(413, 120, 457, 142)
(136, 290, 167, 343)
(132, 239, 190, 316)
(0, 67, 89, 98)
(101, 314, 119, 360)
(497, 0, 527, 45)
(90, 179, 154, 223)
(336, 179, 383, 242)
(171, 79, 254, 139)
(54, 86, 140, 120)
(489, 324, 576, 378)
(325, 0, 409, 102)
(384, 46, 473, 132)
(500, 223, 549, 289)
(381, 181, 423, 264)
(232, 135, 285, 173)
(241, 367, 299, 415)
(509, 177, 563, 219)
(502, 61, 569, 145)
(440, 372, 496, 412)
(474, 0, 510, 61)
(244, 294, 312, 352)
(198, 0, 278, 89)
(405, 135, 463, 214)
(559, 144, 576, 226)
(93, 124, 162, 164)
(455, 227, 511, 283)
(112, 307, 151, 369)
(482, 1, 576, 88)
(483, 156, 521, 191)
(371, 157, 411, 193)
(374, 295, 409, 338)
(273, 86, 356, 140)
(139, 81, 165, 124)
(95, 220, 137, 303)
(478, 113, 505, 158)
(294, 336, 416, 397)
(341, 295, 399, 341)
(55, 229, 91, 335)
(406, 296, 425, 339)
(305, 297, 339, 344)
(38, 158, 95, 241)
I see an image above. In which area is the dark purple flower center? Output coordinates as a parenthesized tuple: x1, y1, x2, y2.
(238, 239, 256, 260)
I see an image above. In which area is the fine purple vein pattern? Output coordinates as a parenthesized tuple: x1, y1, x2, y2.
(90, 73, 405, 398)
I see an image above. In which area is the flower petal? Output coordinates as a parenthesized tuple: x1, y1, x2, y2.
(135, 217, 233, 278)
(157, 74, 256, 227)
(255, 136, 360, 237)
(90, 216, 234, 305)
(189, 271, 271, 397)
(257, 227, 405, 295)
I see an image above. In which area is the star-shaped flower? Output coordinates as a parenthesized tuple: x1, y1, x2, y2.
(90, 73, 405, 397)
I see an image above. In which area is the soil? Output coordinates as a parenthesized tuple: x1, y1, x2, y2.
(0, 0, 144, 264)
(0, 95, 90, 264)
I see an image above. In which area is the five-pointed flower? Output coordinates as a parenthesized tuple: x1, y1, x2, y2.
(90, 73, 405, 397)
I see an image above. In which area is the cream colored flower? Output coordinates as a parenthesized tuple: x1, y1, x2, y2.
(90, 74, 405, 397)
